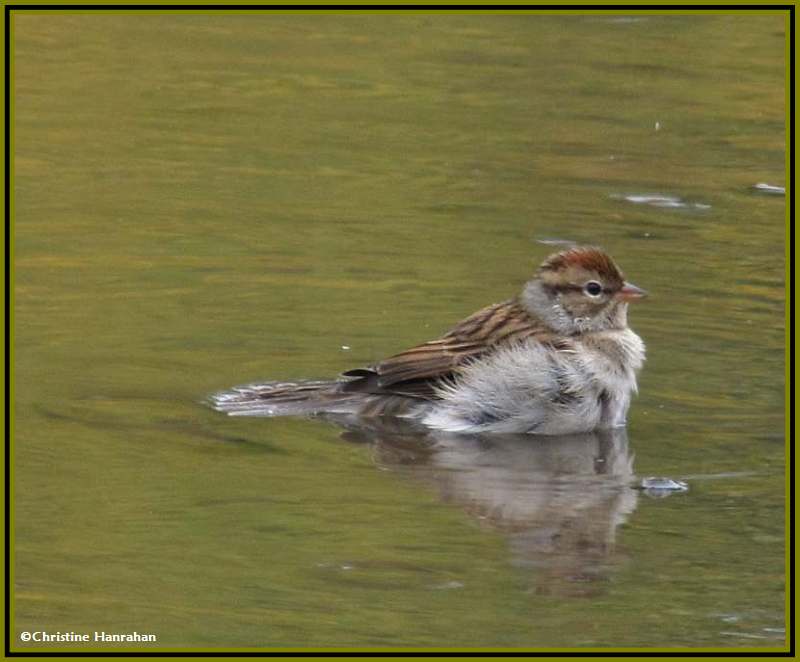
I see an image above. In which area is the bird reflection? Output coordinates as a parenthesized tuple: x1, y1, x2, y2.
(326, 416, 638, 597)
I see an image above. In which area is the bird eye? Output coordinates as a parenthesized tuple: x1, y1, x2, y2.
(584, 281, 603, 296)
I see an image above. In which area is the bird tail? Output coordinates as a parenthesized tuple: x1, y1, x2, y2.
(209, 378, 432, 420)
(209, 380, 350, 417)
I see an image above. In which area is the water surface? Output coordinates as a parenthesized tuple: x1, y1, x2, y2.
(12, 12, 786, 650)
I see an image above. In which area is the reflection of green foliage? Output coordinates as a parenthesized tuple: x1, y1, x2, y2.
(13, 13, 785, 648)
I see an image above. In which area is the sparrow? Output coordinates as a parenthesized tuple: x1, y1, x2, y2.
(211, 246, 646, 435)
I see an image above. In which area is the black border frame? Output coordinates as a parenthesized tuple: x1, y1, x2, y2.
(3, 3, 795, 658)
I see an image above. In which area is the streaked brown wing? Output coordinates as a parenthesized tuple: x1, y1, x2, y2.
(341, 299, 554, 399)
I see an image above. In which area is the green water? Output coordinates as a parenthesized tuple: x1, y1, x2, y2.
(12, 12, 786, 650)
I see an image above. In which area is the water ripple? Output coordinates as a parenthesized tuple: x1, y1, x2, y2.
(751, 182, 785, 195)
(611, 193, 711, 210)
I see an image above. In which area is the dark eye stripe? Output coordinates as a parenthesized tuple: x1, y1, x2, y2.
(552, 284, 614, 294)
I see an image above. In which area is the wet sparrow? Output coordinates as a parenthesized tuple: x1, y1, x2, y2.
(211, 246, 646, 435)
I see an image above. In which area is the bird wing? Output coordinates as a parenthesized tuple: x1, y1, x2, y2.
(340, 299, 558, 399)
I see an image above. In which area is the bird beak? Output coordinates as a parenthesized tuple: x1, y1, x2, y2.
(617, 281, 647, 301)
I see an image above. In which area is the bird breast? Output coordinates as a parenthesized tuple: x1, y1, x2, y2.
(423, 330, 645, 435)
